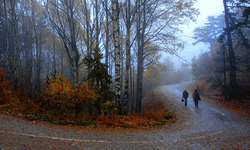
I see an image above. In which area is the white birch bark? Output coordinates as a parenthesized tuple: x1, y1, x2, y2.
(112, 0, 121, 114)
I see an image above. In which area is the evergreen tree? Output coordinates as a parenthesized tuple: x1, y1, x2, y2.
(193, 15, 225, 48)
(83, 47, 115, 115)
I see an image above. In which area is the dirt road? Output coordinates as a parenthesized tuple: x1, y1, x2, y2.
(1, 82, 250, 149)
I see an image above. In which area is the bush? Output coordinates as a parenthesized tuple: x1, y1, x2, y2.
(0, 68, 11, 104)
(41, 73, 97, 119)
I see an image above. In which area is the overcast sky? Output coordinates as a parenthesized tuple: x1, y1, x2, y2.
(169, 0, 225, 69)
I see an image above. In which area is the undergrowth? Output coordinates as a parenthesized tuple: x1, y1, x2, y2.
(0, 68, 174, 128)
(0, 90, 174, 128)
(0, 91, 174, 128)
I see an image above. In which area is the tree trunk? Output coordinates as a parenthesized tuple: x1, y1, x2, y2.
(31, 1, 41, 92)
(3, 0, 10, 75)
(53, 31, 56, 72)
(130, 65, 134, 115)
(121, 51, 124, 108)
(136, 46, 143, 113)
(124, 0, 132, 110)
(10, 0, 19, 89)
(222, 42, 227, 100)
(46, 52, 51, 77)
(124, 31, 130, 109)
(71, 45, 79, 87)
(112, 0, 122, 114)
(34, 30, 41, 92)
(136, 0, 146, 113)
(61, 48, 64, 74)
(136, 26, 143, 113)
(83, 0, 93, 115)
(69, 0, 79, 86)
(95, 0, 99, 48)
(105, 0, 109, 69)
(223, 0, 237, 90)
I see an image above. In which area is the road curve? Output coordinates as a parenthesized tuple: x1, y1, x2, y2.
(0, 82, 250, 149)
(160, 82, 250, 149)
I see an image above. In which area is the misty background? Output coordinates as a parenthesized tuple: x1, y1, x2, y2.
(166, 0, 224, 69)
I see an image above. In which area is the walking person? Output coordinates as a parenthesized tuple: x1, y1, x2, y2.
(182, 89, 189, 106)
(192, 90, 201, 107)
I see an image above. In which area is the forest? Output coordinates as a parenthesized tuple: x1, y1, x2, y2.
(1, 0, 250, 127)
(0, 0, 198, 126)
(190, 0, 250, 113)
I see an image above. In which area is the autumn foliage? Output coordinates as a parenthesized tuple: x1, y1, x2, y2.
(0, 68, 174, 128)
(142, 91, 174, 124)
(41, 72, 97, 119)
(0, 68, 11, 104)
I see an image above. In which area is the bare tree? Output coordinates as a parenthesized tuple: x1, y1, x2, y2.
(45, 0, 82, 86)
(30, 0, 46, 92)
(9, 0, 20, 88)
(80, 0, 95, 69)
(94, 0, 100, 48)
(122, 0, 139, 111)
(134, 0, 198, 113)
(0, 0, 10, 75)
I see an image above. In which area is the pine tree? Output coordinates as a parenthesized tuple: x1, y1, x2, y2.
(83, 47, 115, 115)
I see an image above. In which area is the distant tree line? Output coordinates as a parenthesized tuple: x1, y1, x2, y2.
(191, 0, 250, 99)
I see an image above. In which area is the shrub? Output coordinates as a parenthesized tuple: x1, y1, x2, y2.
(0, 68, 11, 104)
(41, 73, 97, 119)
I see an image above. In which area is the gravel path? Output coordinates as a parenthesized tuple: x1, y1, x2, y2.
(1, 82, 250, 149)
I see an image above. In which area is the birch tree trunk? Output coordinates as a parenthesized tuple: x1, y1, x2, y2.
(124, 30, 130, 109)
(112, 0, 122, 114)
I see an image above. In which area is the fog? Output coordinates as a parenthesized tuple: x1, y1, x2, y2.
(1, 0, 241, 116)
(166, 0, 225, 69)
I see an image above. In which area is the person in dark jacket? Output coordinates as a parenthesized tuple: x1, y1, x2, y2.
(182, 90, 189, 106)
(192, 90, 201, 107)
